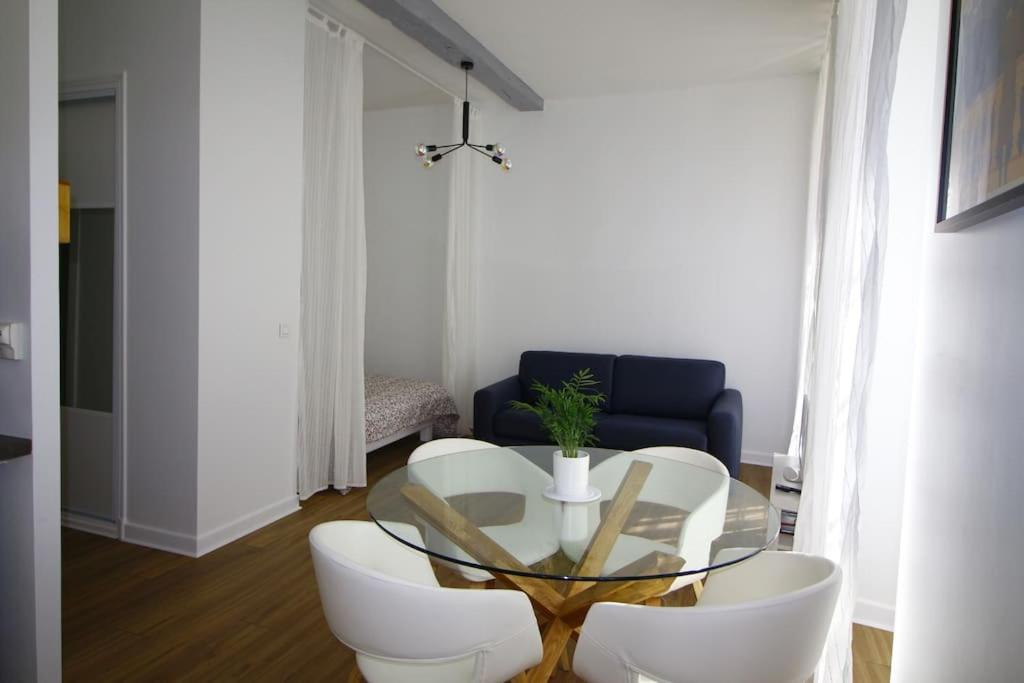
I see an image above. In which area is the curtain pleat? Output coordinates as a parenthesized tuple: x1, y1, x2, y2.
(442, 100, 482, 434)
(790, 0, 907, 680)
(297, 20, 366, 498)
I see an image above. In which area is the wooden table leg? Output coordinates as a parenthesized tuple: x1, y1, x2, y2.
(528, 619, 575, 683)
(526, 461, 656, 682)
(400, 484, 565, 615)
(570, 460, 654, 578)
(401, 461, 678, 683)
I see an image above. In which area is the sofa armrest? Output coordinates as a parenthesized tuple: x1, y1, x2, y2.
(707, 388, 743, 478)
(473, 376, 522, 442)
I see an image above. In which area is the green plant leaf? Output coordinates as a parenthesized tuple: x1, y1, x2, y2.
(507, 368, 605, 457)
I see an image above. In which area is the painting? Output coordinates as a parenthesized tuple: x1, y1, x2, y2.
(938, 0, 1024, 231)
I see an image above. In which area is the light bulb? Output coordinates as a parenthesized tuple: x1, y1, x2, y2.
(501, 158, 512, 172)
(494, 143, 506, 157)
(423, 159, 434, 168)
(415, 143, 427, 157)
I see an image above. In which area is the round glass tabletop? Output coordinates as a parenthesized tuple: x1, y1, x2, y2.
(367, 445, 780, 582)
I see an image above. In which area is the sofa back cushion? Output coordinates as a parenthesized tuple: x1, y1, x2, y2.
(519, 351, 616, 408)
(611, 355, 725, 420)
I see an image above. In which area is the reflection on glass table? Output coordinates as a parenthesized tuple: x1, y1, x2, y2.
(367, 445, 780, 582)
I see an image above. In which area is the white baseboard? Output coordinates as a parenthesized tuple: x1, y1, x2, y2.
(195, 495, 300, 557)
(123, 520, 198, 557)
(123, 496, 301, 558)
(62, 511, 119, 539)
(854, 597, 895, 632)
(741, 449, 774, 467)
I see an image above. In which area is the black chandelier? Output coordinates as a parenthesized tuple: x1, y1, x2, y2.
(416, 61, 511, 172)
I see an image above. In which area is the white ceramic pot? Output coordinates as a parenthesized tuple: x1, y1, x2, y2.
(553, 449, 591, 500)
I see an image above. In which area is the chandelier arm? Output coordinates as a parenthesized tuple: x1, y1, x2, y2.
(468, 145, 496, 160)
(438, 143, 466, 159)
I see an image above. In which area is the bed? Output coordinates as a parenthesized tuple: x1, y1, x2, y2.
(365, 374, 459, 453)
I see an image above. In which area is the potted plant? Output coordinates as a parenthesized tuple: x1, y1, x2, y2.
(509, 369, 605, 501)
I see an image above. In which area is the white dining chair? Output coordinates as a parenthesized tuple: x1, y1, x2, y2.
(633, 446, 729, 596)
(407, 437, 501, 465)
(563, 447, 729, 597)
(407, 442, 560, 583)
(309, 520, 543, 683)
(573, 550, 842, 683)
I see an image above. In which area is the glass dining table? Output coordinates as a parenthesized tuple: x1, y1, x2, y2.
(367, 445, 780, 682)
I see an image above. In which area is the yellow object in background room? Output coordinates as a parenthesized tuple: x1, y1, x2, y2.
(58, 180, 71, 244)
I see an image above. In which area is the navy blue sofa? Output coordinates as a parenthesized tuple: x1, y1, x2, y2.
(473, 351, 743, 477)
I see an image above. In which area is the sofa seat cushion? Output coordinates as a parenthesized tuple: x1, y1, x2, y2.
(493, 407, 610, 444)
(595, 414, 708, 452)
(519, 350, 616, 409)
(611, 355, 725, 420)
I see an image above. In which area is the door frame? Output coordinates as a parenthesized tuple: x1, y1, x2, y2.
(59, 74, 127, 539)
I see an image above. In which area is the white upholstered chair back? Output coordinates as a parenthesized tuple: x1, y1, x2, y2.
(309, 521, 542, 683)
(565, 447, 729, 591)
(407, 438, 500, 465)
(633, 447, 729, 590)
(573, 550, 842, 683)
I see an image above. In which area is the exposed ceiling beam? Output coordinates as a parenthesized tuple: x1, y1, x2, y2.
(355, 0, 544, 111)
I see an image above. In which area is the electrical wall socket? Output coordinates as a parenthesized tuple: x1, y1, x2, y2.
(0, 322, 24, 360)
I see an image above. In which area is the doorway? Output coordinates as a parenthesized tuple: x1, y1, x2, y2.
(58, 79, 125, 538)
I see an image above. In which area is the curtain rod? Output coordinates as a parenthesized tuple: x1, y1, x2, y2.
(306, 3, 462, 103)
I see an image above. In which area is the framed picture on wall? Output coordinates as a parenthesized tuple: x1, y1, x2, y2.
(937, 0, 1024, 232)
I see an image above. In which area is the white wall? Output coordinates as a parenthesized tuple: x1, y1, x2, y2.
(60, 0, 202, 548)
(364, 103, 451, 383)
(476, 75, 816, 458)
(59, 0, 306, 555)
(893, 0, 1024, 678)
(196, 0, 305, 551)
(0, 0, 61, 678)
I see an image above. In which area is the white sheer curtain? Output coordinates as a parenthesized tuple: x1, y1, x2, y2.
(789, 0, 906, 680)
(442, 100, 482, 434)
(297, 15, 367, 498)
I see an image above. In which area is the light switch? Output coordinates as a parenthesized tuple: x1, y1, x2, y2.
(0, 322, 24, 360)
(278, 324, 290, 339)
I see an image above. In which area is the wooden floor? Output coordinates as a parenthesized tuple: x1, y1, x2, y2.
(63, 437, 892, 681)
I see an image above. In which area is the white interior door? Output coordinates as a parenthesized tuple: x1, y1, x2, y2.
(59, 88, 123, 537)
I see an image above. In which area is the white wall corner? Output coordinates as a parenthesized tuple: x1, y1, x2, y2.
(122, 520, 199, 557)
(195, 495, 300, 557)
(740, 449, 774, 467)
(61, 512, 118, 539)
(854, 597, 895, 632)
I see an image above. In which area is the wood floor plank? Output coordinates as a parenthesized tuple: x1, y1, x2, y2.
(62, 437, 890, 682)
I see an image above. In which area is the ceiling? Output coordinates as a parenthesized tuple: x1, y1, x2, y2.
(432, 0, 832, 100)
(363, 45, 451, 111)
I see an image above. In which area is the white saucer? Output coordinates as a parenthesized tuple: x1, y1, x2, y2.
(542, 484, 602, 504)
